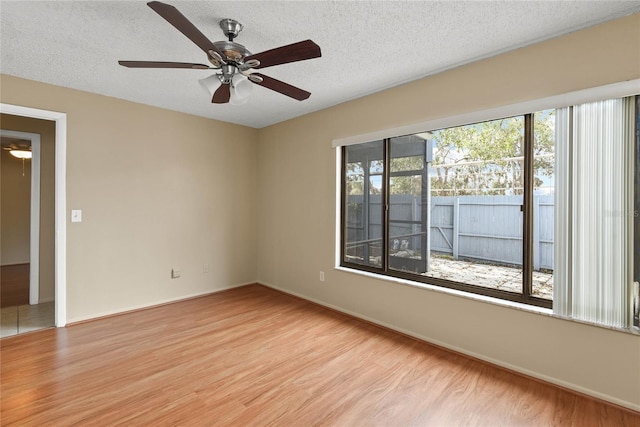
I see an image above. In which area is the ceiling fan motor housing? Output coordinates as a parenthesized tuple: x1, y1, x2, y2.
(208, 40, 251, 67)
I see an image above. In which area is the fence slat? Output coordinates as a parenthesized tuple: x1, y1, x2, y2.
(453, 198, 460, 260)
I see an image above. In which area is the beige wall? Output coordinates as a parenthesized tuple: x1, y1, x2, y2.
(1, 114, 56, 302)
(0, 75, 259, 321)
(1, 147, 31, 265)
(256, 14, 640, 410)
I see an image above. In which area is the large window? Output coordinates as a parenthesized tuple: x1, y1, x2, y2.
(341, 95, 637, 325)
(342, 113, 553, 307)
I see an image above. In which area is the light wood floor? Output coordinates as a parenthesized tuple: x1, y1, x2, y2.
(1, 284, 638, 426)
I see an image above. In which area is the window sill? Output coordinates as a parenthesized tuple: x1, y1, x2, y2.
(334, 266, 640, 336)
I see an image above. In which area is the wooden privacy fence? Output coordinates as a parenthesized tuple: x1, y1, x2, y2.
(346, 194, 554, 271)
(430, 195, 554, 270)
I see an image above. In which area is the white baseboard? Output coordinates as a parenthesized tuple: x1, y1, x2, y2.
(67, 282, 253, 325)
(258, 281, 640, 413)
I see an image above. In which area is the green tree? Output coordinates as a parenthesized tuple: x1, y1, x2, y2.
(390, 156, 424, 195)
(431, 112, 555, 196)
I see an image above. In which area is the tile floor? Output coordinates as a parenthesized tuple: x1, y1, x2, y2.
(1, 301, 55, 338)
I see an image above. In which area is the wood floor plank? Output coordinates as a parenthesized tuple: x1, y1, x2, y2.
(1, 284, 638, 426)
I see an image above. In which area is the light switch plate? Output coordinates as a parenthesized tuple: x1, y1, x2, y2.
(71, 210, 82, 223)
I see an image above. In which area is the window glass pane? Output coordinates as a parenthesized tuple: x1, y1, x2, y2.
(370, 160, 384, 174)
(389, 135, 428, 273)
(343, 141, 384, 268)
(532, 110, 555, 300)
(424, 117, 525, 294)
(391, 156, 424, 172)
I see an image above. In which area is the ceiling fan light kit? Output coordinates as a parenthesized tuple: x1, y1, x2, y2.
(198, 74, 222, 96)
(230, 74, 253, 105)
(118, 1, 321, 105)
(3, 144, 32, 176)
(3, 142, 32, 160)
(9, 150, 32, 159)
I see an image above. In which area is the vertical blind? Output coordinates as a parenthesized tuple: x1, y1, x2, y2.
(554, 97, 635, 328)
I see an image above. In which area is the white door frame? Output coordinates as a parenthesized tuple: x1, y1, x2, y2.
(1, 103, 67, 327)
(0, 129, 40, 305)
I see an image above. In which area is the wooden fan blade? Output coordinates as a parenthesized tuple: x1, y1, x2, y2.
(119, 61, 210, 69)
(212, 84, 231, 104)
(245, 40, 321, 69)
(251, 73, 311, 101)
(147, 1, 225, 59)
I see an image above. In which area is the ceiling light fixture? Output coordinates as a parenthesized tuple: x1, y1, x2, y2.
(9, 150, 32, 159)
(230, 74, 253, 106)
(199, 74, 222, 96)
(6, 148, 32, 177)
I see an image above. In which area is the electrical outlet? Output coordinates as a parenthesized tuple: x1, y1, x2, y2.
(203, 264, 210, 273)
(171, 268, 181, 279)
(319, 271, 325, 282)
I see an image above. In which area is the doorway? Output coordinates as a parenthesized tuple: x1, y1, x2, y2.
(0, 103, 67, 331)
(1, 129, 51, 337)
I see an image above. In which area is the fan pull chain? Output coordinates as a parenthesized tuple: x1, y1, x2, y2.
(22, 158, 26, 177)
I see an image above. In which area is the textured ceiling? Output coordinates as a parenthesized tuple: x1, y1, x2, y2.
(1, 1, 639, 128)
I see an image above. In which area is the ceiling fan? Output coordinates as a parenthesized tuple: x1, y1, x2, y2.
(2, 140, 32, 159)
(119, 1, 321, 105)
